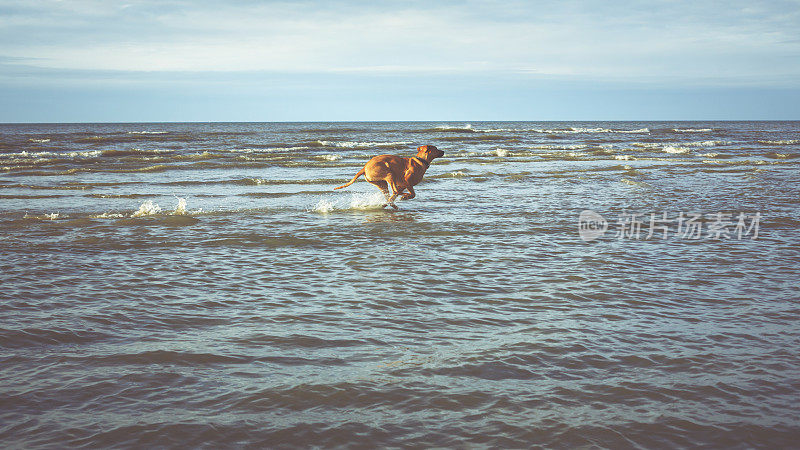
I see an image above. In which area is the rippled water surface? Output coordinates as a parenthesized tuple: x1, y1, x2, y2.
(2, 121, 799, 447)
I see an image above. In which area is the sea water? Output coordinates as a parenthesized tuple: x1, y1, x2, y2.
(1, 121, 799, 447)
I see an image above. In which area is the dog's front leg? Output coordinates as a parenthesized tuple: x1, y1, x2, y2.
(384, 190, 401, 209)
(401, 185, 416, 200)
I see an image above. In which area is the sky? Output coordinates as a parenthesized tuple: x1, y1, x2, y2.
(1, 0, 799, 122)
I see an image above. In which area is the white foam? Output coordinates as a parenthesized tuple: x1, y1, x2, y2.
(631, 143, 661, 149)
(480, 128, 519, 133)
(685, 140, 730, 147)
(493, 148, 511, 157)
(24, 212, 62, 220)
(129, 197, 198, 218)
(173, 197, 187, 215)
(1, 149, 101, 161)
(317, 140, 412, 148)
(312, 192, 388, 213)
(614, 155, 634, 160)
(131, 200, 161, 217)
(91, 212, 126, 219)
(314, 154, 341, 161)
(482, 127, 648, 134)
(234, 146, 313, 153)
(664, 145, 691, 154)
(758, 139, 800, 145)
(529, 144, 590, 150)
(70, 150, 102, 157)
(698, 152, 720, 158)
(312, 198, 336, 213)
(127, 131, 167, 134)
(673, 128, 712, 132)
(28, 138, 50, 143)
(434, 124, 472, 131)
(548, 127, 649, 134)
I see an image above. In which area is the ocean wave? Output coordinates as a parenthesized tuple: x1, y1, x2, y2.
(0, 193, 69, 199)
(233, 177, 345, 186)
(23, 212, 64, 220)
(423, 124, 476, 133)
(663, 146, 691, 154)
(90, 212, 126, 219)
(28, 138, 51, 143)
(631, 142, 662, 149)
(314, 140, 413, 149)
(440, 134, 519, 142)
(489, 148, 511, 157)
(672, 128, 712, 133)
(0, 182, 94, 190)
(764, 152, 798, 159)
(75, 133, 197, 144)
(631, 141, 728, 152)
(480, 127, 650, 134)
(684, 140, 731, 147)
(0, 150, 102, 160)
(529, 144, 591, 150)
(620, 178, 652, 188)
(233, 146, 314, 153)
(567, 127, 650, 134)
(537, 151, 594, 161)
(758, 139, 800, 145)
(312, 154, 341, 161)
(85, 193, 153, 199)
(101, 148, 173, 157)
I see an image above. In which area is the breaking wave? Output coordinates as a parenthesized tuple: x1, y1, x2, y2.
(672, 128, 713, 133)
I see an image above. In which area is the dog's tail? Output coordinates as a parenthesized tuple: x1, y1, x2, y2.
(333, 168, 365, 190)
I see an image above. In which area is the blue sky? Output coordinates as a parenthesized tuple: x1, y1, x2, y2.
(1, 0, 799, 122)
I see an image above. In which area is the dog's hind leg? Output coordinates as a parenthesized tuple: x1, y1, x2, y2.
(369, 180, 391, 201)
(384, 175, 405, 209)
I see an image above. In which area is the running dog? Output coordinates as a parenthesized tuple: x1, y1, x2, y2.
(333, 144, 444, 209)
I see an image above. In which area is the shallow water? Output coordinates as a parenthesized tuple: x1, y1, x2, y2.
(1, 121, 799, 447)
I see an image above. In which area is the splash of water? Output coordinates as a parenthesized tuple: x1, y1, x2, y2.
(173, 197, 187, 215)
(312, 192, 387, 213)
(131, 200, 162, 217)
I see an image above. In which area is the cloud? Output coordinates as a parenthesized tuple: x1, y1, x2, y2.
(0, 0, 799, 85)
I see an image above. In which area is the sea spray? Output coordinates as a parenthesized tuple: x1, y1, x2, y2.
(131, 200, 162, 217)
(312, 191, 387, 213)
(129, 197, 199, 218)
(173, 196, 187, 215)
(23, 212, 62, 220)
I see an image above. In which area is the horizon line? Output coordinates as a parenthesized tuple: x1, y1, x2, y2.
(2, 119, 799, 125)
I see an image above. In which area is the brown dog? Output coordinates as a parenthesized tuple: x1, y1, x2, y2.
(334, 144, 444, 209)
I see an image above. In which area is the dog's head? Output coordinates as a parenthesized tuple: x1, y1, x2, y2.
(417, 144, 444, 160)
